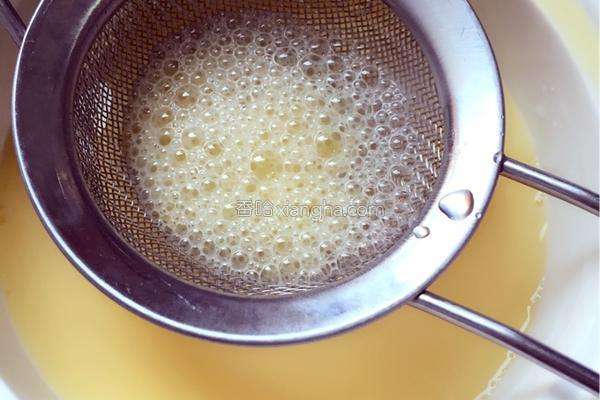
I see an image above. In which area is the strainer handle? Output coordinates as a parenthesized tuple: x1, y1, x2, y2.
(0, 0, 25, 46)
(411, 291, 599, 395)
(501, 156, 599, 216)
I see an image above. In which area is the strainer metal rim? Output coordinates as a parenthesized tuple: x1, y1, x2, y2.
(12, 0, 503, 344)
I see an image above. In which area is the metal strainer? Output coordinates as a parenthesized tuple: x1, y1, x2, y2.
(1, 0, 598, 393)
(74, 0, 447, 296)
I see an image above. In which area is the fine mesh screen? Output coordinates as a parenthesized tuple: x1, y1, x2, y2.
(72, 0, 446, 296)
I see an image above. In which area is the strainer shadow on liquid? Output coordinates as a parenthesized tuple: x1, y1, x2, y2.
(0, 0, 598, 394)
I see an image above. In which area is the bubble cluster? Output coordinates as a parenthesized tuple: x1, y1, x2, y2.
(125, 12, 424, 285)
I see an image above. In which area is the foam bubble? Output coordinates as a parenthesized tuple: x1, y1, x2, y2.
(125, 11, 423, 285)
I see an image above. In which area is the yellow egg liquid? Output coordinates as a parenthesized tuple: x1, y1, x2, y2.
(0, 95, 546, 400)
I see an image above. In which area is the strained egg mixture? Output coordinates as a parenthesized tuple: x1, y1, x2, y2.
(0, 84, 547, 400)
(126, 12, 424, 282)
(0, 8, 550, 400)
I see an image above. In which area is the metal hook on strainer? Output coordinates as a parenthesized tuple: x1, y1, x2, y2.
(1, 0, 598, 394)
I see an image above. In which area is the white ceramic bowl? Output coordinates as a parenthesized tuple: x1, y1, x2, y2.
(470, 0, 599, 398)
(0, 1, 597, 398)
